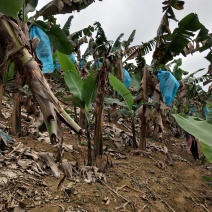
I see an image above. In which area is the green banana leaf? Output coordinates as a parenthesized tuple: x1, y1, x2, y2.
(109, 74, 134, 112)
(172, 114, 212, 162)
(168, 13, 208, 55)
(81, 72, 97, 113)
(63, 16, 74, 36)
(64, 71, 83, 99)
(0, 0, 24, 18)
(69, 96, 85, 108)
(57, 51, 83, 98)
(110, 33, 124, 53)
(57, 51, 78, 74)
(156, 13, 208, 66)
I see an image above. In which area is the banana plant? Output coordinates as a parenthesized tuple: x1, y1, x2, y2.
(57, 51, 97, 165)
(0, 0, 103, 161)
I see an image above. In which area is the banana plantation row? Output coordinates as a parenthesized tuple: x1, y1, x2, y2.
(0, 0, 211, 168)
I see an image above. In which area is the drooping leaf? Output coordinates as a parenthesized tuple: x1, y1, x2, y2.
(109, 74, 134, 112)
(168, 13, 202, 55)
(155, 13, 208, 67)
(33, 0, 102, 17)
(172, 114, 212, 162)
(82, 72, 97, 112)
(0, 0, 25, 18)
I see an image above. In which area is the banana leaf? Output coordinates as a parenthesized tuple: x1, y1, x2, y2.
(34, 0, 102, 17)
(172, 114, 212, 162)
(81, 72, 97, 113)
(63, 15, 74, 36)
(57, 51, 83, 98)
(109, 74, 134, 112)
(0, 0, 24, 18)
(168, 13, 208, 55)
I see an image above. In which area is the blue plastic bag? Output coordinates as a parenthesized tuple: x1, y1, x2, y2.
(68, 53, 76, 63)
(123, 68, 131, 88)
(29, 26, 54, 74)
(157, 70, 180, 106)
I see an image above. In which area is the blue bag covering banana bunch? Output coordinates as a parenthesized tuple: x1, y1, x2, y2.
(122, 67, 131, 88)
(30, 25, 54, 74)
(157, 69, 180, 106)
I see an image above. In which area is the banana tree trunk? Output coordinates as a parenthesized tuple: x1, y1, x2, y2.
(85, 116, 92, 166)
(94, 66, 108, 158)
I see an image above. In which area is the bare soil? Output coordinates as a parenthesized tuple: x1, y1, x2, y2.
(1, 129, 211, 212)
(0, 76, 211, 212)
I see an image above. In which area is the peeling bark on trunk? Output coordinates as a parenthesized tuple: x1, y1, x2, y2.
(138, 66, 153, 150)
(94, 66, 109, 159)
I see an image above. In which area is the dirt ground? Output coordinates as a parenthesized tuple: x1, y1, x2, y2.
(1, 126, 211, 212)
